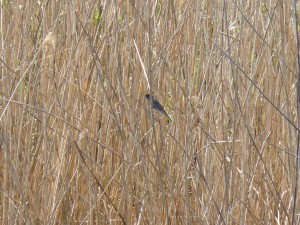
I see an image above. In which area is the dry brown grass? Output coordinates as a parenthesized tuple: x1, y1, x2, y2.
(1, 0, 300, 224)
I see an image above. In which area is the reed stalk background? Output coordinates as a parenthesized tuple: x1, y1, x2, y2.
(0, 0, 300, 224)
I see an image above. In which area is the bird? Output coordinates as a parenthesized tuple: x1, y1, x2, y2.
(145, 94, 171, 120)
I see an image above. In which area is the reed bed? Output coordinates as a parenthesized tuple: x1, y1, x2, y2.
(0, 0, 299, 224)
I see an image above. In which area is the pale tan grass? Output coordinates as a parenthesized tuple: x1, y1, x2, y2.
(0, 0, 300, 224)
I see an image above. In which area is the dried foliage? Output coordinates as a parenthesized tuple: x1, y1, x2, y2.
(0, 0, 299, 224)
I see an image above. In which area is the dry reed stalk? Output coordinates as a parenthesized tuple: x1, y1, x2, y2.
(0, 0, 299, 224)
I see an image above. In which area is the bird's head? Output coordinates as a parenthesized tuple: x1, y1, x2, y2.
(145, 94, 151, 101)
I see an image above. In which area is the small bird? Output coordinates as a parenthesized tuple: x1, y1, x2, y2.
(145, 94, 171, 120)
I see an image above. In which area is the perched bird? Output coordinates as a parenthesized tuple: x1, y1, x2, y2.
(145, 94, 171, 120)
